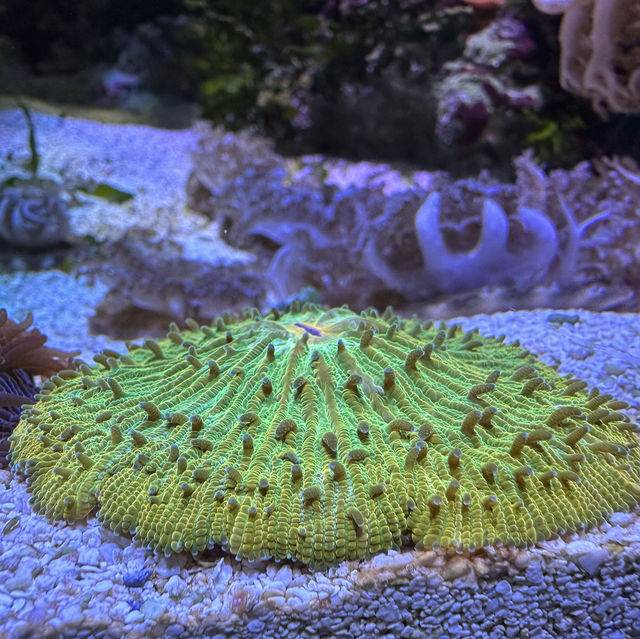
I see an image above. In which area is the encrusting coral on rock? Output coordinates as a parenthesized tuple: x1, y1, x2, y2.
(9, 303, 640, 566)
(0, 309, 78, 467)
(434, 14, 541, 147)
(86, 234, 267, 339)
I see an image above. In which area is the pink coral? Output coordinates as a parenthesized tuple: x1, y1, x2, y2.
(533, 0, 640, 115)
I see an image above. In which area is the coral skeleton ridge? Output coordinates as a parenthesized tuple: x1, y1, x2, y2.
(9, 304, 640, 566)
(533, 0, 640, 115)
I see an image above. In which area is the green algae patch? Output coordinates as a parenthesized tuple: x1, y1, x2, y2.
(9, 304, 640, 566)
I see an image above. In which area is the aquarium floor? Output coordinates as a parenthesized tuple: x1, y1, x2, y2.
(1, 288, 639, 639)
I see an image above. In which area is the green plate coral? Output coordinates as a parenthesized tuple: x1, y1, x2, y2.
(9, 304, 640, 566)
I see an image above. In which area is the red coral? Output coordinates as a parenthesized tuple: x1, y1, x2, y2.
(0, 309, 79, 468)
(0, 309, 78, 377)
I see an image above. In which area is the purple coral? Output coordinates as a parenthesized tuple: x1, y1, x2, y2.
(435, 16, 541, 146)
(415, 192, 559, 293)
(185, 128, 639, 317)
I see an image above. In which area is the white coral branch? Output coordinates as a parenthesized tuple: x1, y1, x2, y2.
(414, 192, 559, 294)
(553, 192, 611, 284)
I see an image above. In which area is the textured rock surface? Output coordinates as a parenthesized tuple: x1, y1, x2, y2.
(3, 108, 640, 342)
(533, 0, 640, 115)
(186, 128, 640, 314)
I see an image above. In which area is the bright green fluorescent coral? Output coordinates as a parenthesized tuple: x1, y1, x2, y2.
(9, 304, 640, 566)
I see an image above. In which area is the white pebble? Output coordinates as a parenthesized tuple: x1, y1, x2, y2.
(5, 567, 33, 591)
(285, 594, 303, 609)
(78, 547, 101, 567)
(566, 540, 598, 556)
(156, 555, 182, 579)
(265, 595, 286, 608)
(219, 563, 234, 586)
(94, 579, 114, 593)
(262, 586, 285, 599)
(81, 529, 102, 548)
(123, 609, 144, 624)
(98, 542, 121, 564)
(33, 574, 57, 591)
(25, 601, 49, 625)
(48, 556, 78, 580)
(59, 603, 84, 625)
(609, 512, 634, 527)
(12, 598, 26, 612)
(165, 575, 187, 598)
(110, 601, 131, 621)
(141, 597, 168, 620)
(577, 548, 609, 576)
(0, 592, 14, 607)
(0, 550, 22, 572)
(286, 586, 310, 601)
(274, 565, 293, 588)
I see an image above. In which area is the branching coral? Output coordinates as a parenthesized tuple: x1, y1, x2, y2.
(9, 304, 640, 565)
(413, 193, 557, 293)
(0, 309, 78, 466)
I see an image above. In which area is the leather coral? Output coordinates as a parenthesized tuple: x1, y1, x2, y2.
(533, 0, 640, 115)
